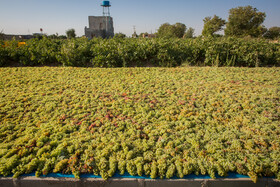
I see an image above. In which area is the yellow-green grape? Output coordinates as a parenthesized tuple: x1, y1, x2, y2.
(118, 160, 126, 175)
(12, 164, 26, 178)
(143, 151, 154, 162)
(215, 163, 226, 177)
(248, 171, 258, 183)
(198, 160, 206, 175)
(166, 163, 176, 179)
(53, 159, 68, 173)
(4, 149, 18, 159)
(277, 172, 280, 181)
(175, 160, 184, 178)
(17, 148, 30, 158)
(126, 160, 137, 176)
(108, 157, 117, 177)
(35, 160, 46, 177)
(228, 161, 236, 171)
(183, 161, 193, 175)
(13, 171, 22, 178)
(271, 161, 278, 173)
(26, 158, 40, 173)
(207, 167, 216, 179)
(150, 161, 157, 179)
(37, 146, 51, 157)
(100, 170, 109, 180)
(98, 157, 109, 180)
(157, 158, 167, 179)
(42, 159, 54, 176)
(72, 170, 80, 179)
(235, 162, 247, 175)
(0, 155, 19, 176)
(143, 163, 151, 176)
(112, 143, 120, 152)
(1, 67, 280, 182)
(126, 151, 134, 160)
(135, 157, 144, 176)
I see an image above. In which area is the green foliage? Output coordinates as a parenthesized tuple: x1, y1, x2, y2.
(2, 37, 60, 66)
(58, 35, 67, 39)
(0, 41, 8, 66)
(0, 37, 279, 67)
(114, 33, 126, 39)
(57, 38, 92, 67)
(66, 29, 76, 39)
(48, 34, 67, 40)
(157, 23, 186, 38)
(264, 27, 280, 40)
(0, 67, 279, 182)
(184, 27, 195, 38)
(19, 37, 61, 66)
(202, 15, 226, 37)
(90, 38, 123, 67)
(202, 37, 280, 67)
(225, 6, 266, 37)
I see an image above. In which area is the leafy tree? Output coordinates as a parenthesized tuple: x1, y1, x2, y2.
(264, 27, 280, 39)
(225, 6, 266, 37)
(114, 33, 126, 39)
(184, 27, 195, 38)
(140, 32, 149, 38)
(202, 15, 226, 37)
(157, 23, 186, 38)
(173, 23, 187, 38)
(58, 35, 67, 39)
(66, 28, 76, 39)
(33, 33, 43, 40)
(157, 23, 172, 38)
(48, 34, 59, 39)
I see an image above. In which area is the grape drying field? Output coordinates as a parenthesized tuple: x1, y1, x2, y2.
(0, 67, 279, 182)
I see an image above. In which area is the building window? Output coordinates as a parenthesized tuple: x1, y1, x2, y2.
(100, 23, 103, 30)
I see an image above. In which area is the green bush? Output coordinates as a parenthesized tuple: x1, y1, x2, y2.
(90, 38, 123, 67)
(0, 41, 9, 66)
(5, 37, 61, 66)
(202, 37, 280, 67)
(1, 37, 280, 67)
(57, 38, 92, 67)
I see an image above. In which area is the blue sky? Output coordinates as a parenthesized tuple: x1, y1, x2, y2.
(0, 0, 280, 37)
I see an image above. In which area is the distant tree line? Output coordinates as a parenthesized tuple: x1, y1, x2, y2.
(156, 23, 195, 38)
(156, 5, 280, 40)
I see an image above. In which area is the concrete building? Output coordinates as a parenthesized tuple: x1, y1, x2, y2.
(85, 16, 114, 39)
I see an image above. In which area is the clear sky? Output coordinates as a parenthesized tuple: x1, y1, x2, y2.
(1, 0, 280, 37)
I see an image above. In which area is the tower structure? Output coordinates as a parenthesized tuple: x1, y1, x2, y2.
(84, 1, 114, 39)
(132, 26, 137, 38)
(101, 1, 111, 33)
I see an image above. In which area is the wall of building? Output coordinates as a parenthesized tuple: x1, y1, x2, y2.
(2, 34, 33, 40)
(85, 16, 114, 39)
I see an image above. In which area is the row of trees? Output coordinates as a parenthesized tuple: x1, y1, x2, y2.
(49, 29, 76, 39)
(202, 6, 267, 37)
(156, 23, 195, 38)
(157, 5, 280, 39)
(39, 29, 76, 39)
